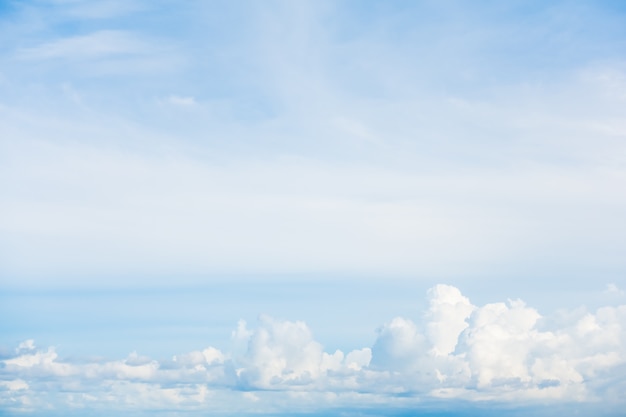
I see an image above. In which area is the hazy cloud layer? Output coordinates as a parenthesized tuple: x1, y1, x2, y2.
(2, 285, 625, 414)
(1, 1, 626, 286)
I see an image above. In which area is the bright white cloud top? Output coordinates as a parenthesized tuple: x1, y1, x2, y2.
(2, 285, 626, 415)
(1, 0, 626, 416)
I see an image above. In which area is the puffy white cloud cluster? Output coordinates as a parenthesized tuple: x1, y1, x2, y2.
(232, 315, 371, 390)
(2, 285, 626, 414)
(370, 286, 626, 402)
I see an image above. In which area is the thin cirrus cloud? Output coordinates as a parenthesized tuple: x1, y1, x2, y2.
(12, 29, 183, 77)
(16, 30, 150, 61)
(58, 0, 145, 20)
(1, 285, 625, 415)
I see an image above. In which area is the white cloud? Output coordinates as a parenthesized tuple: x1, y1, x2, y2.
(2, 285, 624, 413)
(232, 315, 369, 390)
(459, 299, 542, 388)
(370, 316, 425, 372)
(3, 346, 77, 377)
(0, 379, 28, 391)
(173, 346, 225, 367)
(605, 283, 625, 296)
(425, 284, 475, 356)
(1, 2, 625, 414)
(166, 95, 197, 107)
(54, 0, 144, 20)
(17, 30, 149, 61)
(16, 339, 36, 353)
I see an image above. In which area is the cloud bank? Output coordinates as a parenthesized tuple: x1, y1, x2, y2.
(2, 285, 625, 415)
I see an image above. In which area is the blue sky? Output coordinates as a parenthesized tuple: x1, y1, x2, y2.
(1, 0, 626, 416)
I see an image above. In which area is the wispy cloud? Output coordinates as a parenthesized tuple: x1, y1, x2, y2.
(16, 30, 150, 61)
(164, 95, 197, 107)
(51, 0, 144, 20)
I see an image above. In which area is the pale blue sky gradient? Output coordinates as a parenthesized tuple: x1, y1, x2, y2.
(1, 1, 626, 416)
(2, 1, 626, 289)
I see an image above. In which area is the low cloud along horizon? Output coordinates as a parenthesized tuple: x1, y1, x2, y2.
(3, 284, 625, 415)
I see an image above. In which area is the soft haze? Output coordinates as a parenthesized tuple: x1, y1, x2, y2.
(1, 1, 626, 416)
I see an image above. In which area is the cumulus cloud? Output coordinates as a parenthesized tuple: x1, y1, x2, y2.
(16, 340, 36, 354)
(232, 315, 370, 390)
(1, 285, 625, 414)
(426, 284, 475, 356)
